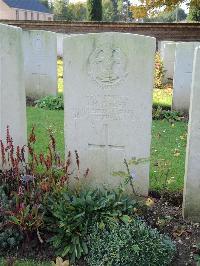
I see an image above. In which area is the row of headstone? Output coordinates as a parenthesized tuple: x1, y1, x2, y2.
(1, 23, 199, 220)
(160, 41, 176, 83)
(23, 30, 57, 99)
(160, 41, 200, 112)
(0, 24, 27, 160)
(173, 42, 200, 112)
(183, 46, 200, 221)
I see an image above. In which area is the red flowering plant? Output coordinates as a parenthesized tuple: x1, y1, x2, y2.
(0, 126, 89, 245)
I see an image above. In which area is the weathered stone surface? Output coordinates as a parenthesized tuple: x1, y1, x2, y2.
(64, 33, 156, 195)
(183, 46, 200, 221)
(57, 33, 67, 57)
(173, 42, 200, 112)
(0, 23, 27, 165)
(160, 41, 176, 83)
(23, 30, 57, 99)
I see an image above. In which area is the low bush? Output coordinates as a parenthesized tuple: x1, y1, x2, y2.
(153, 106, 183, 122)
(47, 187, 139, 262)
(35, 95, 64, 110)
(87, 219, 176, 266)
(154, 52, 165, 90)
(0, 127, 176, 265)
(0, 126, 84, 248)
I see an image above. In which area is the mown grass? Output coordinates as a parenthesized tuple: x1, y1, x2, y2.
(27, 106, 187, 192)
(0, 258, 50, 266)
(26, 60, 187, 192)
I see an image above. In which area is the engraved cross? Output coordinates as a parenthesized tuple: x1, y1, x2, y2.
(88, 124, 125, 172)
(32, 62, 47, 90)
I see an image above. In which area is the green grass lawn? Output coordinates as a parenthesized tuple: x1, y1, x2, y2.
(0, 258, 50, 266)
(27, 106, 187, 192)
(26, 59, 187, 192)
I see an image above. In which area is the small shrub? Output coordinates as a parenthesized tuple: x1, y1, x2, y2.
(35, 95, 64, 110)
(87, 219, 176, 266)
(0, 227, 23, 250)
(0, 127, 85, 247)
(154, 52, 164, 90)
(153, 106, 183, 122)
(48, 187, 139, 263)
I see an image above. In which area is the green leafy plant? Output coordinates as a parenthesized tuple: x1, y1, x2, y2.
(0, 127, 85, 248)
(0, 227, 23, 251)
(35, 95, 64, 110)
(113, 157, 149, 196)
(48, 187, 138, 263)
(193, 242, 200, 264)
(152, 106, 183, 122)
(87, 219, 176, 266)
(154, 52, 164, 90)
(87, 0, 102, 21)
(0, 186, 23, 250)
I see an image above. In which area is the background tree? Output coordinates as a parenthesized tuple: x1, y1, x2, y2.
(130, 0, 199, 20)
(87, 0, 103, 21)
(144, 7, 187, 22)
(53, 0, 68, 20)
(117, 0, 132, 21)
(188, 3, 200, 21)
(102, 0, 115, 21)
(66, 3, 87, 21)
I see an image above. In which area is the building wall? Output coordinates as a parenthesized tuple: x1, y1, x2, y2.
(0, 0, 16, 19)
(1, 21, 200, 43)
(0, 0, 53, 21)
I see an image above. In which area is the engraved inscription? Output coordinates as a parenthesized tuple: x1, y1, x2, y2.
(33, 34, 43, 51)
(87, 95, 134, 121)
(88, 44, 127, 87)
(71, 94, 135, 122)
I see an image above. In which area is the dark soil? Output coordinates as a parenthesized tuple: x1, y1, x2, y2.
(146, 191, 200, 266)
(26, 96, 36, 107)
(2, 192, 200, 266)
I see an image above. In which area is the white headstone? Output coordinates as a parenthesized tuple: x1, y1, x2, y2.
(160, 41, 174, 55)
(23, 30, 57, 99)
(183, 46, 200, 221)
(173, 42, 200, 112)
(160, 41, 176, 83)
(63, 33, 156, 196)
(0, 23, 27, 165)
(57, 33, 65, 57)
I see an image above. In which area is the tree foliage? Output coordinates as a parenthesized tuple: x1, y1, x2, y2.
(87, 0, 103, 21)
(53, 0, 68, 20)
(66, 3, 87, 21)
(130, 0, 199, 20)
(188, 2, 200, 21)
(144, 7, 187, 22)
(102, 0, 115, 21)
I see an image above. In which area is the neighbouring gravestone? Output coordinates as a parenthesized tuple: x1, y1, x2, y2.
(183, 46, 200, 221)
(0, 23, 27, 167)
(57, 33, 67, 57)
(160, 41, 176, 83)
(23, 30, 57, 99)
(57, 33, 63, 57)
(63, 33, 156, 196)
(173, 42, 200, 112)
